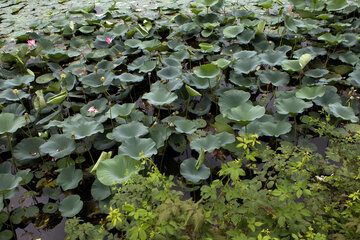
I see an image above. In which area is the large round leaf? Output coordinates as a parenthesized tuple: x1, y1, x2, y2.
(80, 98, 108, 117)
(256, 70, 290, 86)
(296, 86, 325, 100)
(180, 158, 210, 183)
(305, 69, 329, 78)
(0, 89, 29, 101)
(0, 113, 27, 134)
(259, 51, 287, 66)
(219, 89, 250, 113)
(63, 118, 104, 139)
(190, 132, 235, 152)
(91, 178, 111, 201)
(106, 103, 136, 118)
(281, 60, 302, 72)
(223, 25, 244, 38)
(39, 134, 75, 158)
(142, 88, 178, 106)
(328, 103, 358, 123)
(118, 138, 157, 160)
(96, 155, 142, 186)
(157, 67, 182, 79)
(173, 119, 202, 134)
(233, 57, 260, 74)
(194, 63, 220, 78)
(313, 86, 341, 107)
(224, 103, 265, 122)
(14, 137, 45, 165)
(0, 174, 21, 195)
(260, 121, 292, 137)
(111, 121, 148, 142)
(275, 97, 313, 115)
(59, 195, 83, 217)
(56, 165, 83, 191)
(118, 73, 144, 83)
(79, 70, 114, 87)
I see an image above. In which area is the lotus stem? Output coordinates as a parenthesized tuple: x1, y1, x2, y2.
(185, 96, 191, 119)
(324, 44, 337, 68)
(84, 138, 95, 165)
(6, 133, 17, 172)
(4, 197, 17, 240)
(159, 125, 169, 171)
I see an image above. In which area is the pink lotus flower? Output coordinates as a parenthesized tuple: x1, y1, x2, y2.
(105, 37, 113, 44)
(27, 39, 38, 47)
(88, 106, 99, 113)
(288, 5, 292, 12)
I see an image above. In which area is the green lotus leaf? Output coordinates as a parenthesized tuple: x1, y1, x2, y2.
(91, 178, 111, 201)
(237, 29, 255, 44)
(86, 49, 109, 60)
(281, 60, 302, 72)
(56, 165, 83, 191)
(63, 118, 104, 139)
(0, 230, 12, 240)
(46, 91, 68, 105)
(42, 203, 58, 214)
(255, 70, 290, 86)
(299, 53, 312, 69)
(14, 137, 45, 165)
(128, 56, 149, 71)
(313, 86, 341, 107)
(139, 39, 161, 51)
(96, 155, 142, 185)
(233, 51, 257, 59)
(59, 195, 83, 217)
(118, 138, 157, 160)
(326, 0, 348, 11)
(284, 15, 298, 32)
(198, 0, 219, 7)
(185, 84, 201, 97)
(275, 97, 313, 115)
(157, 67, 181, 79)
(259, 51, 287, 66)
(36, 73, 54, 84)
(233, 57, 260, 74)
(180, 158, 210, 183)
(194, 63, 220, 79)
(190, 132, 235, 152)
(149, 123, 172, 148)
(199, 43, 213, 50)
(347, 68, 360, 88)
(229, 72, 257, 89)
(218, 89, 250, 113)
(163, 58, 182, 68)
(296, 86, 325, 100)
(328, 103, 358, 123)
(318, 33, 345, 45)
(106, 103, 136, 118)
(79, 25, 95, 34)
(118, 73, 144, 83)
(39, 134, 75, 158)
(260, 121, 292, 137)
(305, 69, 329, 78)
(111, 24, 129, 36)
(174, 119, 199, 134)
(0, 89, 29, 101)
(43, 187, 61, 200)
(223, 25, 244, 38)
(215, 58, 231, 69)
(343, 33, 358, 47)
(184, 73, 217, 89)
(111, 121, 149, 142)
(24, 206, 39, 218)
(293, 47, 327, 59)
(139, 61, 157, 73)
(79, 70, 114, 87)
(0, 174, 21, 195)
(1, 75, 34, 88)
(125, 39, 142, 48)
(0, 162, 11, 174)
(169, 134, 187, 153)
(0, 113, 27, 134)
(143, 88, 178, 106)
(224, 103, 265, 122)
(80, 98, 108, 117)
(338, 52, 359, 66)
(2, 103, 25, 116)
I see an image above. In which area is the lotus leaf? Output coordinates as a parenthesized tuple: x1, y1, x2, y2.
(14, 137, 45, 165)
(118, 73, 144, 83)
(39, 134, 75, 158)
(223, 25, 244, 38)
(184, 73, 217, 89)
(233, 56, 260, 74)
(224, 103, 265, 123)
(328, 103, 358, 123)
(256, 70, 290, 86)
(284, 15, 298, 32)
(0, 75, 34, 88)
(296, 86, 325, 100)
(299, 54, 312, 69)
(318, 33, 345, 45)
(174, 119, 199, 134)
(42, 203, 58, 214)
(111, 121, 148, 142)
(56, 165, 83, 191)
(259, 51, 287, 66)
(305, 69, 329, 78)
(218, 89, 250, 113)
(80, 70, 114, 87)
(106, 103, 136, 119)
(63, 118, 104, 139)
(140, 39, 161, 51)
(281, 60, 302, 72)
(188, 96, 212, 116)
(0, 113, 27, 134)
(139, 61, 157, 73)
(338, 52, 359, 66)
(180, 158, 210, 183)
(0, 174, 21, 195)
(24, 206, 39, 218)
(96, 155, 142, 186)
(118, 137, 157, 160)
(194, 63, 220, 79)
(80, 98, 108, 117)
(169, 134, 187, 153)
(59, 195, 83, 217)
(190, 132, 235, 152)
(198, 0, 219, 7)
(326, 0, 348, 11)
(260, 121, 292, 137)
(46, 91, 68, 105)
(0, 88, 29, 101)
(91, 178, 111, 201)
(2, 103, 25, 116)
(237, 29, 255, 44)
(157, 67, 182, 79)
(275, 97, 313, 115)
(233, 51, 257, 59)
(293, 47, 327, 59)
(142, 88, 178, 106)
(35, 73, 54, 84)
(149, 123, 172, 148)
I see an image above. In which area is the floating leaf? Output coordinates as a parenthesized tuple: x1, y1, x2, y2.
(224, 103, 265, 123)
(0, 113, 27, 134)
(275, 97, 313, 115)
(259, 51, 287, 66)
(63, 118, 104, 139)
(143, 88, 178, 106)
(326, 0, 348, 11)
(118, 138, 157, 160)
(42, 203, 58, 214)
(118, 73, 144, 83)
(111, 121, 149, 142)
(256, 70, 290, 86)
(91, 178, 111, 201)
(281, 60, 302, 72)
(218, 89, 250, 113)
(36, 73, 54, 84)
(328, 103, 358, 123)
(39, 134, 75, 158)
(59, 195, 83, 217)
(80, 98, 108, 117)
(233, 57, 260, 74)
(190, 132, 235, 152)
(96, 155, 142, 186)
(157, 67, 181, 79)
(260, 121, 292, 137)
(56, 165, 83, 191)
(296, 86, 325, 100)
(194, 63, 220, 78)
(223, 25, 244, 38)
(185, 84, 201, 97)
(180, 158, 210, 183)
(0, 174, 21, 195)
(106, 103, 136, 118)
(0, 89, 29, 101)
(14, 137, 45, 165)
(299, 53, 312, 69)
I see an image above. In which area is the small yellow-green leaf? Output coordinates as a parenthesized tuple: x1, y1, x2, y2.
(185, 84, 201, 97)
(255, 21, 266, 34)
(195, 147, 206, 170)
(299, 54, 312, 69)
(46, 91, 68, 105)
